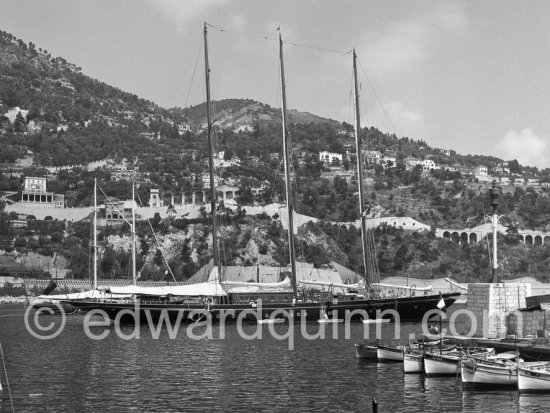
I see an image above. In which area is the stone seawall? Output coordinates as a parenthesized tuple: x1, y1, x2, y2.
(467, 283, 531, 338)
(0, 276, 189, 292)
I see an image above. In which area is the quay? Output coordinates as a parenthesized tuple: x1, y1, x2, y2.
(446, 334, 550, 361)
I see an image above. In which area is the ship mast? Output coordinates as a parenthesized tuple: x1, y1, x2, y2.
(131, 182, 137, 286)
(204, 22, 223, 287)
(93, 178, 98, 290)
(279, 31, 298, 297)
(353, 49, 371, 290)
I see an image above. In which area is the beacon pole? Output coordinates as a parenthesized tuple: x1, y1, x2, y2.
(489, 181, 501, 283)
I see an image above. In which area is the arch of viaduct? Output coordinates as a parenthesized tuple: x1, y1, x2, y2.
(436, 225, 550, 246)
(346, 217, 550, 247)
(155, 187, 240, 207)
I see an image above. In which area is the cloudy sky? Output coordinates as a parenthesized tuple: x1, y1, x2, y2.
(2, 1, 550, 168)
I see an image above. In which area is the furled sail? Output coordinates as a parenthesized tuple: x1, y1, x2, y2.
(99, 281, 227, 297)
(373, 283, 433, 291)
(222, 277, 292, 293)
(299, 279, 366, 290)
(30, 289, 105, 306)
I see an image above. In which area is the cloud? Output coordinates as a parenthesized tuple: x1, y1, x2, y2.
(361, 3, 467, 75)
(494, 128, 548, 168)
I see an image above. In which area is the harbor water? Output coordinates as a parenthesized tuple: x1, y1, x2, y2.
(1, 303, 550, 412)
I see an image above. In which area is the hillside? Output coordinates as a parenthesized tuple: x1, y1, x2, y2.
(2, 29, 550, 284)
(171, 99, 341, 132)
(0, 30, 187, 133)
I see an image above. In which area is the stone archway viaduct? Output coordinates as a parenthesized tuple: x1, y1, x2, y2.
(436, 223, 550, 246)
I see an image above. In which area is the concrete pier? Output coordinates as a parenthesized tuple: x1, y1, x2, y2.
(467, 283, 531, 339)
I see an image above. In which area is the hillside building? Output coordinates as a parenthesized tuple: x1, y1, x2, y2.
(475, 165, 488, 176)
(149, 189, 162, 208)
(3, 107, 29, 123)
(319, 151, 343, 164)
(381, 155, 397, 167)
(493, 163, 510, 174)
(363, 150, 382, 164)
(148, 184, 241, 209)
(421, 160, 436, 170)
(21, 177, 64, 208)
(104, 199, 137, 222)
(404, 157, 421, 169)
(177, 123, 191, 135)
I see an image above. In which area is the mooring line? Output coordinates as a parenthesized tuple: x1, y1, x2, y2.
(0, 339, 15, 412)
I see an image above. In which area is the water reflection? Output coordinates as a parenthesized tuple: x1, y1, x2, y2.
(462, 389, 519, 413)
(4, 306, 550, 412)
(403, 373, 424, 393)
(420, 376, 462, 412)
(518, 393, 550, 412)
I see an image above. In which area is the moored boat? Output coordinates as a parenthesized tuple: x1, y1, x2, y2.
(424, 351, 462, 376)
(460, 352, 520, 387)
(518, 362, 550, 392)
(355, 343, 377, 359)
(377, 345, 405, 362)
(403, 352, 423, 373)
(424, 346, 495, 377)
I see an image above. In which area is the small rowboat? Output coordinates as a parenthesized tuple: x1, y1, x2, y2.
(355, 343, 377, 359)
(461, 352, 520, 387)
(377, 345, 405, 362)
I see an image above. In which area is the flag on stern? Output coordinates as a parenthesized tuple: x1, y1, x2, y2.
(437, 293, 446, 312)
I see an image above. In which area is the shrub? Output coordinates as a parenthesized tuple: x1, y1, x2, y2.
(14, 237, 27, 248)
(50, 232, 64, 243)
(27, 239, 40, 249)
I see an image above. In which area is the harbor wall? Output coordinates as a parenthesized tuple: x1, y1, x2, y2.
(0, 276, 189, 293)
(507, 308, 550, 338)
(467, 283, 531, 339)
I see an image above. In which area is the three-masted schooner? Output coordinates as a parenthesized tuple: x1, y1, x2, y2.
(65, 24, 460, 323)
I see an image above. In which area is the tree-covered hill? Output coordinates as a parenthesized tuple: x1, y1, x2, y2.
(0, 30, 186, 132)
(170, 98, 341, 131)
(3, 28, 550, 284)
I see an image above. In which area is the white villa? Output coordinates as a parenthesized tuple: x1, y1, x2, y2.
(319, 151, 343, 164)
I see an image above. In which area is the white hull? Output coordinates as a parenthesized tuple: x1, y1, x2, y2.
(363, 319, 390, 324)
(317, 319, 344, 324)
(518, 365, 550, 392)
(461, 360, 517, 386)
(424, 353, 460, 376)
(355, 344, 377, 359)
(377, 346, 403, 362)
(257, 319, 285, 325)
(403, 353, 423, 373)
